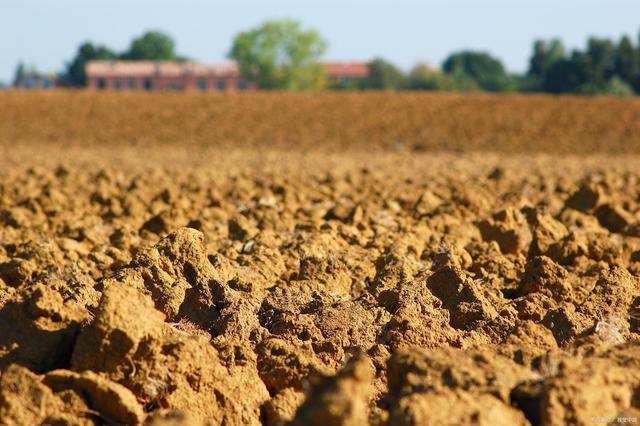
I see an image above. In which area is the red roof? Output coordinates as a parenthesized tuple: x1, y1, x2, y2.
(323, 62, 369, 79)
(87, 60, 370, 80)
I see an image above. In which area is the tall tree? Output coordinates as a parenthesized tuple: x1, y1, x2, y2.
(542, 55, 584, 93)
(442, 51, 511, 92)
(636, 30, 640, 92)
(364, 58, 405, 90)
(615, 35, 639, 89)
(121, 31, 180, 61)
(615, 36, 635, 80)
(229, 19, 328, 90)
(66, 42, 117, 86)
(13, 62, 27, 85)
(586, 37, 616, 86)
(528, 39, 565, 78)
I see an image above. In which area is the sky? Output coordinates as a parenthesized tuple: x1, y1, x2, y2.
(1, 0, 639, 83)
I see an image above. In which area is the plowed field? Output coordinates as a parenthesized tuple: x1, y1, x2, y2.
(0, 92, 639, 425)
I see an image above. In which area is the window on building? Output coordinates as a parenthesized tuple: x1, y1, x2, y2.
(114, 79, 122, 90)
(97, 79, 106, 90)
(128, 79, 136, 90)
(238, 79, 248, 91)
(144, 79, 152, 90)
(197, 79, 207, 91)
(216, 80, 226, 91)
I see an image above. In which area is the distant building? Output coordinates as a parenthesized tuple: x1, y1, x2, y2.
(85, 60, 370, 91)
(86, 61, 255, 92)
(323, 62, 370, 88)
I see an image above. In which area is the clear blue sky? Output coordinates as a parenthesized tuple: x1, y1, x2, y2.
(2, 0, 639, 82)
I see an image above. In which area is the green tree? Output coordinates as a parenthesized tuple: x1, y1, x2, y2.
(364, 58, 405, 90)
(405, 64, 441, 90)
(528, 39, 565, 78)
(442, 51, 511, 92)
(121, 31, 181, 61)
(542, 39, 620, 95)
(615, 36, 637, 82)
(615, 35, 639, 93)
(404, 63, 478, 92)
(603, 76, 635, 96)
(229, 19, 328, 90)
(65, 42, 117, 86)
(13, 62, 27, 85)
(585, 37, 616, 87)
(542, 52, 588, 94)
(635, 30, 640, 92)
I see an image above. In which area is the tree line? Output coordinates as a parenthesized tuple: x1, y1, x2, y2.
(355, 34, 640, 95)
(12, 19, 640, 95)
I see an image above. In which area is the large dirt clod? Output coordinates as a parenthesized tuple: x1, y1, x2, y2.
(478, 208, 532, 255)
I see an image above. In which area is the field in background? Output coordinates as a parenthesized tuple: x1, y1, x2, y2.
(2, 91, 640, 153)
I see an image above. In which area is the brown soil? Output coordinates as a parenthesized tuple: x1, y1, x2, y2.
(2, 91, 640, 154)
(1, 93, 640, 425)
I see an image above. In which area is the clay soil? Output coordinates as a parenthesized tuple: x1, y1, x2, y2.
(1, 92, 640, 426)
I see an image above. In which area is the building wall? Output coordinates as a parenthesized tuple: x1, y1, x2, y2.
(87, 75, 254, 92)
